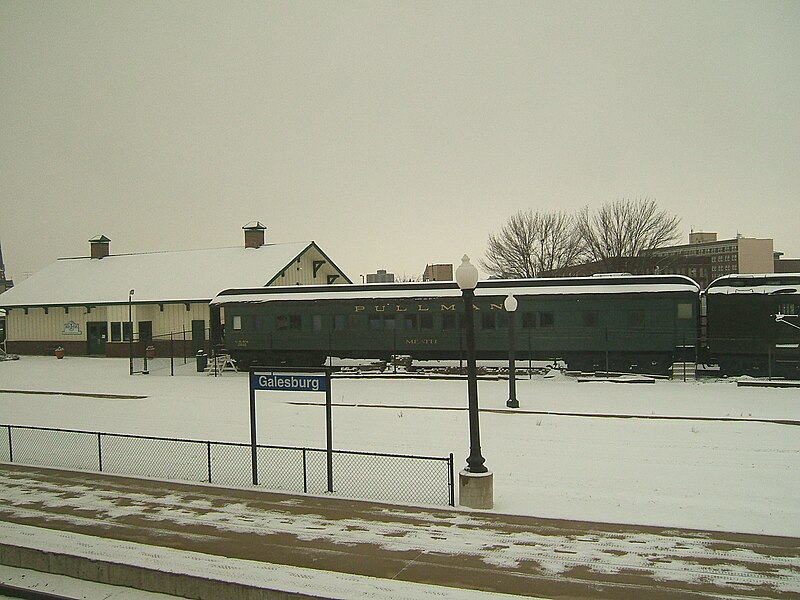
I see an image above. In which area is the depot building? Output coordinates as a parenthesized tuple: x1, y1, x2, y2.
(0, 222, 350, 357)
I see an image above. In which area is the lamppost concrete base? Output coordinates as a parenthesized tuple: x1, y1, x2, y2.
(459, 469, 494, 509)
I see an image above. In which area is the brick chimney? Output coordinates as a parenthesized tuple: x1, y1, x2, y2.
(243, 221, 266, 249)
(89, 235, 111, 259)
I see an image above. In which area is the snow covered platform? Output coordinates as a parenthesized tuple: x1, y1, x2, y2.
(1, 464, 798, 600)
(737, 379, 800, 388)
(576, 374, 656, 383)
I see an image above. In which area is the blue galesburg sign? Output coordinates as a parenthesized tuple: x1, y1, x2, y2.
(248, 368, 333, 491)
(250, 373, 328, 393)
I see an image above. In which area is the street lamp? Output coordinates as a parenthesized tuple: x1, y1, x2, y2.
(504, 294, 519, 408)
(128, 289, 134, 375)
(455, 255, 487, 474)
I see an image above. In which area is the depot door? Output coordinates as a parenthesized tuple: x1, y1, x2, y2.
(192, 319, 206, 353)
(87, 321, 108, 355)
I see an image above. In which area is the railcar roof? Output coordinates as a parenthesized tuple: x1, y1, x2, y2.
(705, 273, 800, 295)
(211, 274, 700, 305)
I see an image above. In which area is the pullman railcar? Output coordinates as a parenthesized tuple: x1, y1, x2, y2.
(704, 274, 800, 377)
(210, 274, 701, 375)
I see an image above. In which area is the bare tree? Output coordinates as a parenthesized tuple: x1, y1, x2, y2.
(576, 198, 681, 273)
(481, 210, 582, 278)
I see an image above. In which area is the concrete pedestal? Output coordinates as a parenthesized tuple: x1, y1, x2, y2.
(458, 470, 493, 509)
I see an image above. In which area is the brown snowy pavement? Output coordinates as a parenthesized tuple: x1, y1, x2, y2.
(0, 464, 798, 599)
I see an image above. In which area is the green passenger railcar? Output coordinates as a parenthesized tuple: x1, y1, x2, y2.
(705, 274, 800, 377)
(210, 274, 700, 374)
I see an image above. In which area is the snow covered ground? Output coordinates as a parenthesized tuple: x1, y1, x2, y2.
(1, 356, 798, 538)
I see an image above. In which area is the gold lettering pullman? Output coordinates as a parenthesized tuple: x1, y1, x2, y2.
(353, 302, 502, 313)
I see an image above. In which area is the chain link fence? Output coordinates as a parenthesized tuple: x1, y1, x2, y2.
(1, 424, 455, 507)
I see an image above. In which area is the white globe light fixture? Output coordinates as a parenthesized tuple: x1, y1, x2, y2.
(455, 255, 479, 291)
(503, 293, 518, 313)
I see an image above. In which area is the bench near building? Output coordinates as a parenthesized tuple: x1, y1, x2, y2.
(0, 223, 350, 357)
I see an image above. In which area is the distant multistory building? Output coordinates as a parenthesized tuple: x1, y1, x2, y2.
(423, 263, 453, 282)
(645, 232, 775, 288)
(774, 253, 800, 273)
(366, 269, 395, 283)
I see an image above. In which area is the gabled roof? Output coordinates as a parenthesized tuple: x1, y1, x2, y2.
(0, 242, 328, 307)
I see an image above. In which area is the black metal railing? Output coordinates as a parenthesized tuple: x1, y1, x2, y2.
(0, 424, 455, 507)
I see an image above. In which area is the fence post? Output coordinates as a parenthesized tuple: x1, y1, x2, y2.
(97, 433, 103, 472)
(170, 332, 175, 376)
(302, 448, 308, 494)
(7, 427, 12, 463)
(207, 441, 212, 483)
(448, 453, 455, 507)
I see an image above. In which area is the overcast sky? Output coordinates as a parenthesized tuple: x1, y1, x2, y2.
(2, 1, 798, 282)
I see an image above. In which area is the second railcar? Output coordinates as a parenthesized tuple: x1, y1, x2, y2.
(211, 274, 700, 374)
(704, 273, 800, 377)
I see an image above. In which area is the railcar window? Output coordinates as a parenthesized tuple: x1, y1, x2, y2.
(232, 315, 242, 331)
(312, 315, 323, 332)
(276, 315, 302, 331)
(442, 313, 466, 330)
(334, 315, 346, 330)
(368, 315, 398, 330)
(482, 313, 496, 329)
(778, 302, 797, 315)
(540, 312, 554, 328)
(582, 311, 600, 327)
(628, 310, 645, 329)
(677, 303, 693, 320)
(521, 312, 536, 328)
(348, 314, 363, 329)
(420, 314, 433, 330)
(404, 314, 418, 329)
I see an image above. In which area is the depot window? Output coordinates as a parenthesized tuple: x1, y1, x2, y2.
(138, 321, 152, 341)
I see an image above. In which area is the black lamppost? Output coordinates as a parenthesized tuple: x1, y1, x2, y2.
(455, 255, 487, 474)
(128, 289, 134, 375)
(504, 293, 519, 408)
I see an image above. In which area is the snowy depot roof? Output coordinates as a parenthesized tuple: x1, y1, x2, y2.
(0, 242, 314, 307)
(706, 273, 800, 295)
(212, 274, 700, 305)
